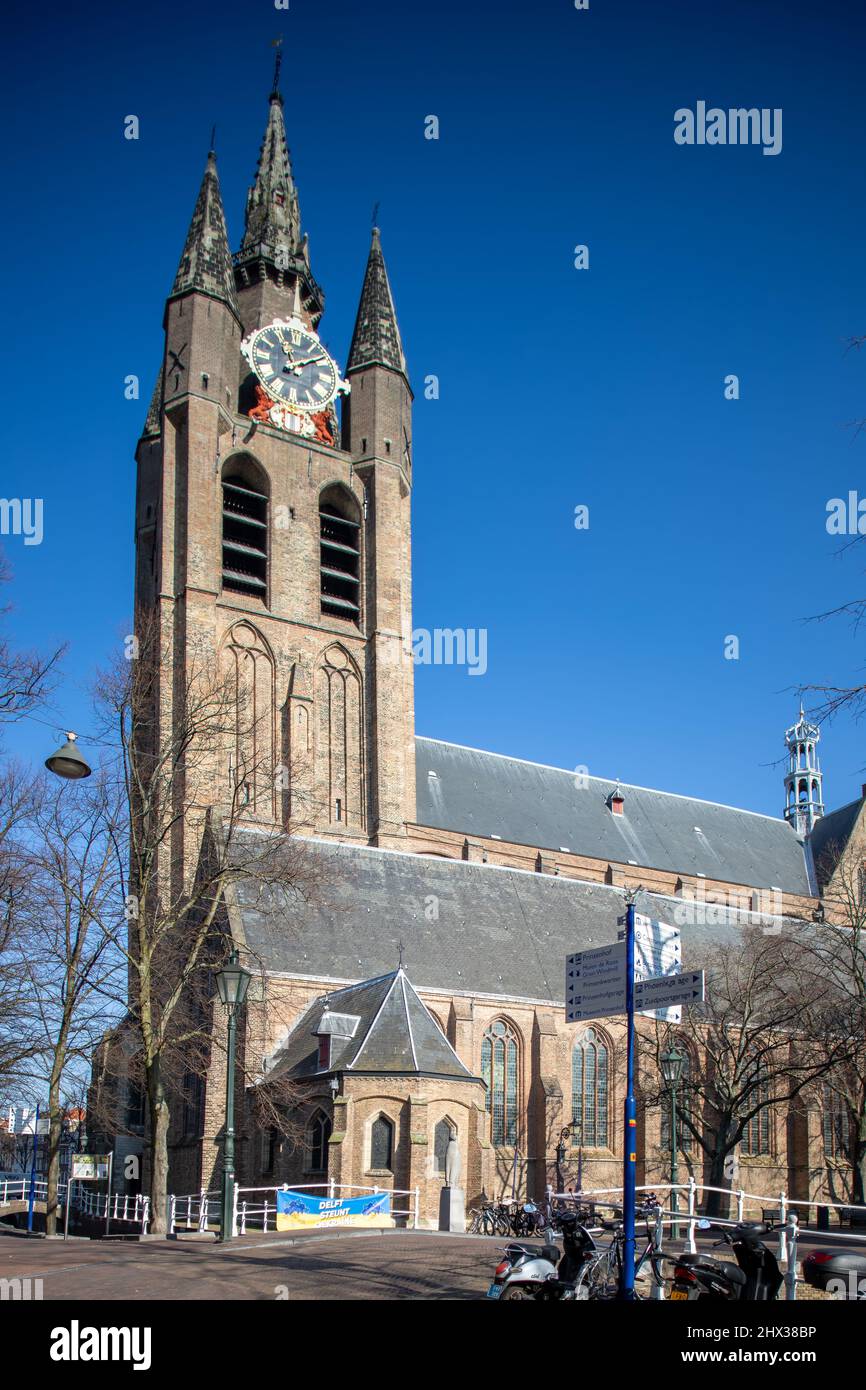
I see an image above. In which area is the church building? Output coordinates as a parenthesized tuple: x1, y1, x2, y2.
(125, 64, 866, 1226)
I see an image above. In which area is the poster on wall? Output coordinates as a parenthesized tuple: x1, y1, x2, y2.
(275, 1189, 393, 1231)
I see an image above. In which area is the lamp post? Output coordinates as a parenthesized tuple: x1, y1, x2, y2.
(660, 1045, 686, 1241)
(45, 731, 92, 780)
(215, 951, 251, 1242)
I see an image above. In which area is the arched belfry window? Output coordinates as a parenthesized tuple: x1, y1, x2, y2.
(222, 456, 268, 599)
(481, 1019, 519, 1147)
(572, 1028, 610, 1148)
(319, 484, 360, 622)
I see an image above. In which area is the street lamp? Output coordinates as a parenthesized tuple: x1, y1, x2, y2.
(215, 951, 251, 1242)
(660, 1044, 686, 1241)
(45, 731, 92, 780)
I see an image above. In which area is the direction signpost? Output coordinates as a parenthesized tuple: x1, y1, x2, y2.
(565, 907, 708, 1300)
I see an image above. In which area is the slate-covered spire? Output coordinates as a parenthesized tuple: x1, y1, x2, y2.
(347, 228, 407, 378)
(239, 88, 303, 265)
(170, 151, 239, 318)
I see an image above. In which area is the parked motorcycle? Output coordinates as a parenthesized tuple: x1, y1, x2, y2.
(670, 1221, 783, 1301)
(486, 1210, 597, 1300)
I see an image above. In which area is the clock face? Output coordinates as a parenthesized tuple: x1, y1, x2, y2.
(244, 319, 339, 411)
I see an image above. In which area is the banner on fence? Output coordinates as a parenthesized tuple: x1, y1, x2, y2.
(275, 1189, 393, 1230)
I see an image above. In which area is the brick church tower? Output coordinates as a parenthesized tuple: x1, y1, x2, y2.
(134, 70, 416, 855)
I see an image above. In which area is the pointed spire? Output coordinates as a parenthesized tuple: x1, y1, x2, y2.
(171, 151, 239, 318)
(143, 365, 164, 437)
(347, 228, 407, 378)
(239, 90, 302, 265)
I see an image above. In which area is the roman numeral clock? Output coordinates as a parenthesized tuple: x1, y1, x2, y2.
(241, 316, 349, 444)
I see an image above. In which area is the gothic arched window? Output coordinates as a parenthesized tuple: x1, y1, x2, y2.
(308, 1109, 332, 1173)
(481, 1020, 519, 1147)
(319, 484, 361, 623)
(370, 1114, 394, 1171)
(572, 1028, 610, 1148)
(741, 1067, 771, 1156)
(222, 456, 269, 600)
(823, 1087, 850, 1161)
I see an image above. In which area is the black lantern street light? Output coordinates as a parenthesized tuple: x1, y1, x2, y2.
(216, 951, 252, 1242)
(45, 731, 92, 780)
(660, 1044, 686, 1241)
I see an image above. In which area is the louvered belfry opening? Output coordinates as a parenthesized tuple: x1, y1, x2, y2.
(319, 488, 360, 622)
(222, 466, 268, 599)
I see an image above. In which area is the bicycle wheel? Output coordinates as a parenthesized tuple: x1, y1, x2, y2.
(467, 1208, 481, 1234)
(576, 1246, 619, 1300)
(480, 1207, 497, 1236)
(495, 1208, 512, 1237)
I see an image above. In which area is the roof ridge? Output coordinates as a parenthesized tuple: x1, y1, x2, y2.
(416, 736, 794, 827)
(348, 971, 402, 1070)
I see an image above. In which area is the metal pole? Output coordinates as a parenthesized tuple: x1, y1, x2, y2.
(619, 902, 637, 1299)
(63, 1177, 72, 1241)
(670, 1077, 680, 1241)
(105, 1152, 113, 1237)
(27, 1103, 39, 1233)
(220, 1005, 237, 1241)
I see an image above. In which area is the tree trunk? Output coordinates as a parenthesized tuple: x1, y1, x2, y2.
(852, 1111, 866, 1208)
(704, 1121, 737, 1218)
(147, 1064, 170, 1235)
(44, 1072, 63, 1237)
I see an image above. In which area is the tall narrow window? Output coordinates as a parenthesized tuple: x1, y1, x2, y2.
(319, 485, 360, 622)
(222, 460, 268, 598)
(823, 1087, 850, 1161)
(572, 1028, 609, 1148)
(308, 1110, 332, 1173)
(481, 1020, 519, 1146)
(741, 1067, 771, 1156)
(370, 1114, 394, 1171)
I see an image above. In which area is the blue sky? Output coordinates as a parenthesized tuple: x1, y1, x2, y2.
(2, 0, 864, 817)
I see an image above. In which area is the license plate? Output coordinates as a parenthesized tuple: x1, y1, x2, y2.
(486, 1282, 504, 1299)
(669, 1288, 689, 1301)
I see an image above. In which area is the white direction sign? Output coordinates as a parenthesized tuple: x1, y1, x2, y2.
(634, 970, 705, 1011)
(633, 914, 683, 1022)
(566, 942, 627, 1022)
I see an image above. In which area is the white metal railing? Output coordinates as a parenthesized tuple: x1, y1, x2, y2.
(0, 1177, 149, 1234)
(168, 1189, 221, 1235)
(233, 1182, 420, 1236)
(73, 1187, 150, 1233)
(0, 1177, 68, 1207)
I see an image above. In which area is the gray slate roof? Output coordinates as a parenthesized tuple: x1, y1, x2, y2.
(265, 967, 476, 1081)
(807, 796, 864, 888)
(234, 835, 806, 1004)
(415, 738, 811, 895)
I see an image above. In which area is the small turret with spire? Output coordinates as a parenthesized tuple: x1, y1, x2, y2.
(784, 705, 825, 835)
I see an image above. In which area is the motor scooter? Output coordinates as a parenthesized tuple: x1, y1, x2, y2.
(670, 1221, 783, 1301)
(486, 1211, 597, 1300)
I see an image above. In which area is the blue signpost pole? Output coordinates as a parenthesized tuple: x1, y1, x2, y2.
(26, 1103, 40, 1234)
(619, 904, 637, 1299)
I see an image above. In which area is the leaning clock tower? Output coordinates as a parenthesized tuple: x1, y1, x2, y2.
(133, 66, 416, 856)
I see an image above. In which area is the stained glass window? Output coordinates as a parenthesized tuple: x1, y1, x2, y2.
(481, 1020, 519, 1146)
(572, 1028, 609, 1148)
(370, 1114, 394, 1171)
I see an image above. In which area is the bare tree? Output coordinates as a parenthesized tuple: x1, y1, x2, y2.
(92, 618, 322, 1232)
(13, 773, 127, 1233)
(0, 762, 43, 1095)
(644, 927, 845, 1216)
